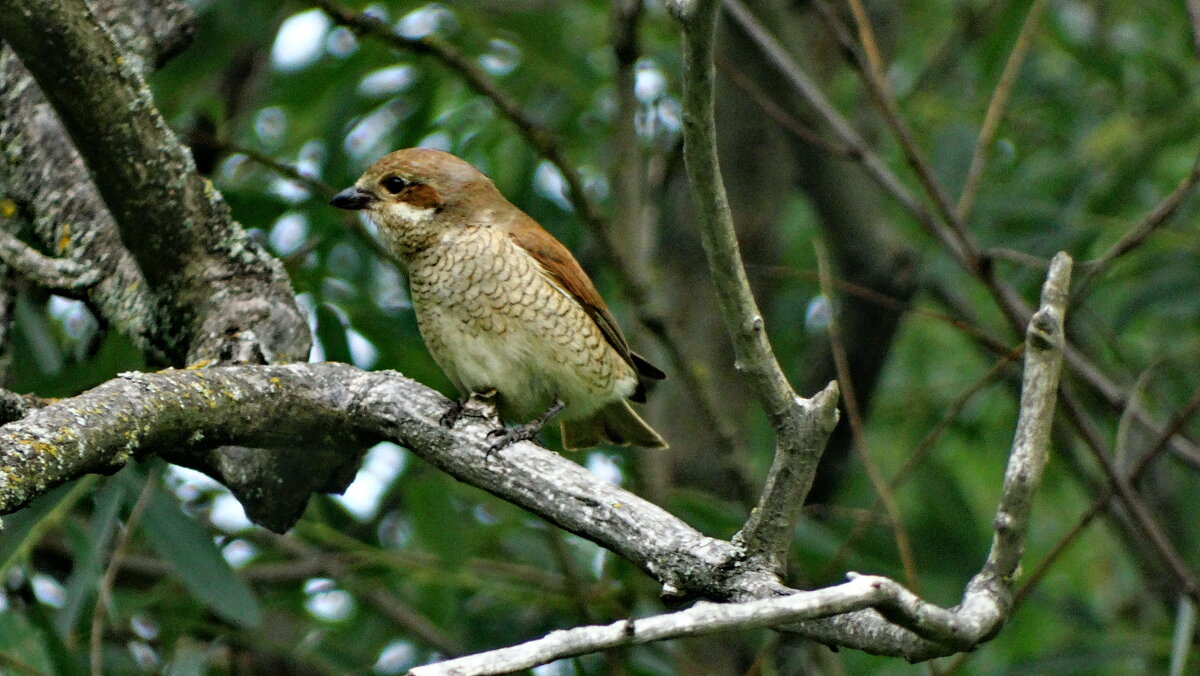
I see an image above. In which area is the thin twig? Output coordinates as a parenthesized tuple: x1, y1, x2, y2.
(0, 651, 51, 676)
(820, 345, 1023, 579)
(980, 247, 1050, 270)
(715, 52, 854, 159)
(268, 533, 466, 656)
(1057, 387, 1200, 600)
(1077, 150, 1200, 293)
(0, 220, 102, 293)
(720, 0, 963, 261)
(836, 0, 981, 267)
(815, 240, 920, 590)
(90, 471, 157, 676)
(1014, 385, 1200, 608)
(955, 0, 1048, 222)
(409, 575, 897, 676)
(218, 136, 404, 269)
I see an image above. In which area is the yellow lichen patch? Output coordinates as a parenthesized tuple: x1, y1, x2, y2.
(57, 222, 71, 253)
(31, 441, 58, 458)
(188, 360, 214, 369)
(0, 198, 16, 218)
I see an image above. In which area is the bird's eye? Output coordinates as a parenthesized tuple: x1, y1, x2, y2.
(381, 176, 409, 194)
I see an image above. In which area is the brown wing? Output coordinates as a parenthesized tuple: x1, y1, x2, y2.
(501, 212, 665, 396)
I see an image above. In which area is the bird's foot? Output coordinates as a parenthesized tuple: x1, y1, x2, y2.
(485, 399, 565, 456)
(441, 388, 498, 428)
(440, 399, 465, 428)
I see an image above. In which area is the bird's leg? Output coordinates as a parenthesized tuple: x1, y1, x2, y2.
(440, 399, 466, 428)
(441, 388, 498, 428)
(487, 399, 566, 454)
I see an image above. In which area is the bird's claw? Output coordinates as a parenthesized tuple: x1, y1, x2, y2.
(440, 399, 466, 428)
(485, 424, 539, 456)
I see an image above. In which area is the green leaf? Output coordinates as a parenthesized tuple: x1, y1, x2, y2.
(0, 610, 56, 676)
(165, 637, 210, 676)
(0, 478, 95, 577)
(129, 473, 263, 629)
(315, 302, 354, 364)
(57, 477, 126, 636)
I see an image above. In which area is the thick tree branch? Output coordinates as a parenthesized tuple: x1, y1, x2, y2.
(0, 363, 767, 596)
(0, 0, 309, 365)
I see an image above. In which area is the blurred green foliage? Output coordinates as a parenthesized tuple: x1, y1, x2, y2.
(4, 0, 1200, 674)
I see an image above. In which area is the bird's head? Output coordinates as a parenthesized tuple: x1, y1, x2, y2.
(331, 148, 499, 256)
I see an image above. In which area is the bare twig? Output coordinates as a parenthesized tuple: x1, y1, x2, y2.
(90, 471, 157, 676)
(955, 0, 1048, 222)
(715, 52, 854, 159)
(977, 252, 1069, 585)
(0, 222, 102, 293)
(409, 575, 896, 676)
(268, 534, 466, 656)
(837, 0, 981, 267)
(0, 651, 51, 676)
(1077, 150, 1200, 292)
(734, 380, 839, 571)
(981, 247, 1051, 270)
(720, 0, 962, 261)
(815, 240, 919, 590)
(1188, 0, 1200, 58)
(1057, 387, 1200, 600)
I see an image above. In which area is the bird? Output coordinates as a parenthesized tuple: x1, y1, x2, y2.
(331, 148, 667, 450)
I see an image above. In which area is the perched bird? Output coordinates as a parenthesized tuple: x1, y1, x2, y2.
(331, 148, 667, 450)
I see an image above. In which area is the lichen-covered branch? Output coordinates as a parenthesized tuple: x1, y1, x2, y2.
(0, 0, 309, 365)
(0, 363, 762, 595)
(0, 223, 101, 294)
(0, 0, 190, 360)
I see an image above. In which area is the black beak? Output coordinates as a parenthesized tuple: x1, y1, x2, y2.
(330, 187, 375, 210)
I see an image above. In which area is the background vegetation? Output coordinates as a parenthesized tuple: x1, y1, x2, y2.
(3, 0, 1200, 673)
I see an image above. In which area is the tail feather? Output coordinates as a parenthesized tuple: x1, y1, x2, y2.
(561, 400, 667, 450)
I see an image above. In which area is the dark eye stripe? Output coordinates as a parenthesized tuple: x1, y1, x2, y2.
(381, 176, 409, 194)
